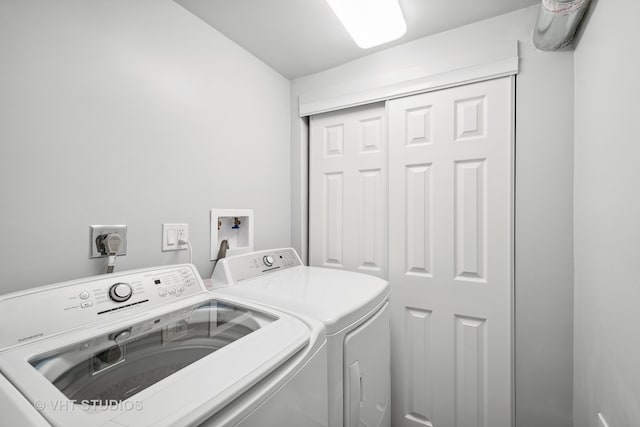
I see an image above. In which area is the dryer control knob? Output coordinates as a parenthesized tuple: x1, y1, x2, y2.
(263, 255, 274, 267)
(109, 283, 132, 303)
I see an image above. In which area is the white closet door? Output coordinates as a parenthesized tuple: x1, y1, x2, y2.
(388, 77, 514, 427)
(309, 103, 387, 279)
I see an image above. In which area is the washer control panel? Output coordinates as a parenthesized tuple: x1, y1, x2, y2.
(0, 264, 205, 349)
(213, 248, 303, 285)
(153, 267, 199, 298)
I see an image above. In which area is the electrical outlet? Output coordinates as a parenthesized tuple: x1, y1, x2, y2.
(89, 225, 127, 258)
(162, 223, 188, 251)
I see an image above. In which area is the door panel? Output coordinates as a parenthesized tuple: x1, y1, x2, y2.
(310, 103, 387, 279)
(454, 159, 487, 281)
(454, 315, 487, 427)
(404, 307, 434, 424)
(358, 168, 384, 272)
(323, 172, 344, 267)
(405, 163, 434, 277)
(388, 77, 513, 427)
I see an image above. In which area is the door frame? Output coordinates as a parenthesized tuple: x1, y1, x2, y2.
(299, 46, 519, 425)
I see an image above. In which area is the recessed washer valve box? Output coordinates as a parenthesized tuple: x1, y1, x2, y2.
(210, 209, 253, 261)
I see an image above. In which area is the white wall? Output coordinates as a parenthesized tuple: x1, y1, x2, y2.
(0, 0, 291, 293)
(573, 0, 640, 426)
(291, 6, 574, 427)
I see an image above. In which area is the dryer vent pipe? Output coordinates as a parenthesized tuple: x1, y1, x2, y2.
(532, 0, 591, 51)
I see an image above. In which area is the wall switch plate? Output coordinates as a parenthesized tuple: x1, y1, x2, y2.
(89, 225, 127, 258)
(162, 223, 188, 251)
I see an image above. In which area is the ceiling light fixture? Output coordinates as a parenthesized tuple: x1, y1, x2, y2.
(326, 0, 407, 49)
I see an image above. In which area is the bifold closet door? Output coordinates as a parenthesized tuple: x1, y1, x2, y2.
(309, 103, 387, 279)
(388, 77, 514, 427)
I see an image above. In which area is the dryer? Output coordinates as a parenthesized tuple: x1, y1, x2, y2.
(0, 264, 328, 426)
(208, 248, 390, 427)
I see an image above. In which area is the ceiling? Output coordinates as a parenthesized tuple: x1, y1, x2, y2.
(174, 0, 539, 79)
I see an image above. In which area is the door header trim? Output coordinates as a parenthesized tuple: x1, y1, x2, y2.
(299, 41, 519, 117)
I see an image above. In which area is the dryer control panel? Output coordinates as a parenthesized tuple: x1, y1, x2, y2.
(0, 264, 205, 350)
(211, 248, 303, 286)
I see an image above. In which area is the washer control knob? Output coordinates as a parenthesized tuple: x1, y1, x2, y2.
(109, 283, 132, 303)
(263, 255, 274, 267)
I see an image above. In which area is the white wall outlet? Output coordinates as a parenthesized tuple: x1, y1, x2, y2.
(89, 225, 127, 258)
(162, 223, 189, 251)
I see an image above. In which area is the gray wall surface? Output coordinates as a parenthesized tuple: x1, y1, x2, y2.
(291, 6, 575, 427)
(0, 0, 291, 293)
(574, 0, 640, 425)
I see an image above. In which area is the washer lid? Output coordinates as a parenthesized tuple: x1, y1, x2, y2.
(215, 266, 389, 335)
(0, 295, 310, 427)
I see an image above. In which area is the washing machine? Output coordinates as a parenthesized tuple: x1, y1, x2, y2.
(0, 264, 328, 427)
(207, 248, 390, 427)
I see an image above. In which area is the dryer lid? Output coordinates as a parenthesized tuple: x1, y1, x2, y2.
(214, 266, 389, 335)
